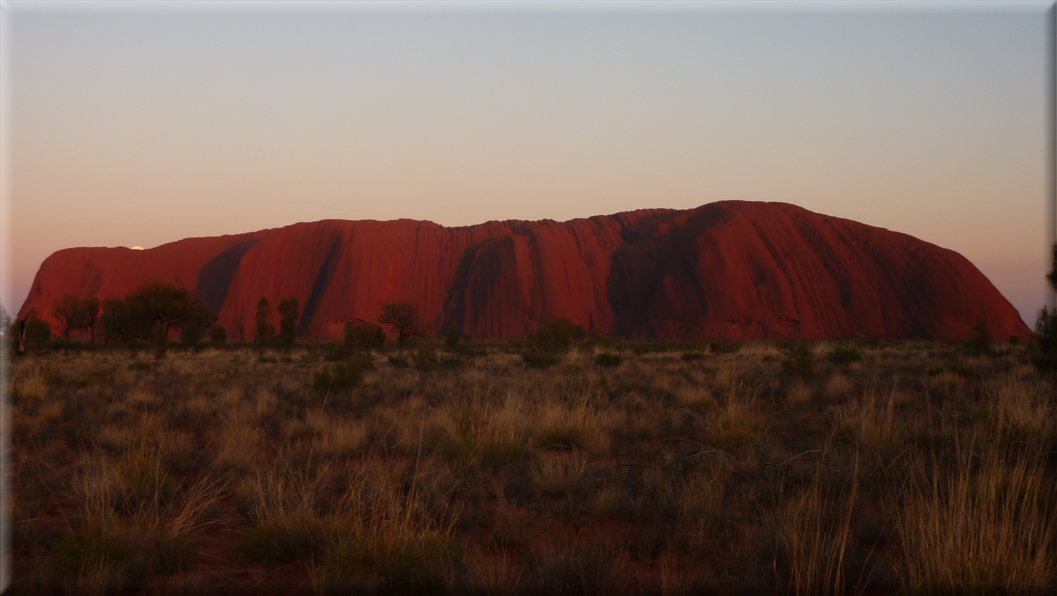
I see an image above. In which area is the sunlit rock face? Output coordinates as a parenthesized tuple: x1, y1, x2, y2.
(18, 201, 1034, 341)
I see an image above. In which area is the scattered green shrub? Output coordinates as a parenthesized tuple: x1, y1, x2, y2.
(594, 353, 623, 368)
(388, 355, 410, 368)
(681, 351, 704, 361)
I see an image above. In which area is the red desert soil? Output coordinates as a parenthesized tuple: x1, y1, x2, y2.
(18, 200, 1032, 342)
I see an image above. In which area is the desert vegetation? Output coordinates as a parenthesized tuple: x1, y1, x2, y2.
(4, 333, 1056, 595)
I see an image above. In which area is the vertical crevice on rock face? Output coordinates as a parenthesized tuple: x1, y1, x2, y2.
(196, 239, 260, 314)
(298, 236, 342, 336)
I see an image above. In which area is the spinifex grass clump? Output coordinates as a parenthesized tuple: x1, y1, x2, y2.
(316, 527, 463, 594)
(828, 346, 864, 365)
(53, 514, 197, 594)
(898, 435, 1057, 594)
(521, 318, 580, 368)
(313, 361, 364, 393)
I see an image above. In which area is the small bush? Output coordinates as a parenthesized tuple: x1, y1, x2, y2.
(313, 362, 363, 393)
(414, 347, 439, 372)
(782, 342, 814, 376)
(388, 355, 410, 368)
(54, 517, 196, 593)
(522, 350, 563, 369)
(243, 518, 328, 563)
(179, 326, 200, 349)
(151, 323, 168, 360)
(207, 324, 227, 346)
(324, 345, 351, 362)
(439, 356, 464, 369)
(967, 318, 993, 356)
(318, 530, 462, 594)
(594, 353, 623, 368)
(827, 347, 863, 365)
(710, 341, 742, 354)
(445, 326, 461, 350)
(344, 321, 385, 352)
(521, 318, 580, 368)
(530, 542, 626, 595)
(681, 351, 704, 361)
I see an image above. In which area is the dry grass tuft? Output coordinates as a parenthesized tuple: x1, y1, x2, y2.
(898, 437, 1057, 594)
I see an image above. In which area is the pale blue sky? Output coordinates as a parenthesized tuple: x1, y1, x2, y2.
(2, 1, 1053, 325)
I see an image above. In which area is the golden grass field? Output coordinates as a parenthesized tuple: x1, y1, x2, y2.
(3, 339, 1056, 595)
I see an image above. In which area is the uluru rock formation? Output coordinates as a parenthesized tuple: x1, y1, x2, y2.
(17, 201, 1033, 342)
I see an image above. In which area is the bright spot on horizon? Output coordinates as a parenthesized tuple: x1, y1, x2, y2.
(131, 246, 144, 250)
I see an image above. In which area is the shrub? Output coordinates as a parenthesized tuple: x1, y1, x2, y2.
(25, 317, 52, 346)
(781, 342, 814, 376)
(439, 356, 464, 369)
(179, 326, 200, 349)
(522, 318, 580, 368)
(313, 362, 363, 393)
(1032, 307, 1057, 372)
(278, 297, 299, 353)
(413, 347, 439, 372)
(681, 351, 704, 361)
(324, 345, 351, 362)
(445, 326, 461, 350)
(388, 355, 410, 368)
(530, 542, 626, 595)
(207, 324, 227, 346)
(710, 340, 742, 354)
(344, 321, 385, 352)
(967, 318, 992, 356)
(318, 530, 462, 594)
(522, 350, 563, 369)
(151, 323, 168, 360)
(378, 302, 430, 346)
(827, 347, 863, 365)
(243, 517, 328, 563)
(54, 518, 196, 593)
(594, 353, 623, 368)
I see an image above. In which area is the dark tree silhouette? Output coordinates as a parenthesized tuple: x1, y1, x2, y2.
(208, 324, 227, 346)
(52, 294, 85, 344)
(125, 280, 214, 337)
(378, 302, 429, 346)
(1035, 243, 1057, 360)
(255, 297, 274, 355)
(278, 297, 299, 352)
(82, 297, 100, 346)
(101, 298, 130, 348)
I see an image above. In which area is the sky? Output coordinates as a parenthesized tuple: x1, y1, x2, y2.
(1, 1, 1054, 326)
